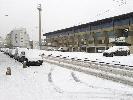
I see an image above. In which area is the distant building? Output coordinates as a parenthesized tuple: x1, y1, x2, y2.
(6, 28, 30, 48)
(0, 36, 4, 48)
(5, 34, 12, 48)
(29, 40, 39, 49)
(33, 41, 39, 49)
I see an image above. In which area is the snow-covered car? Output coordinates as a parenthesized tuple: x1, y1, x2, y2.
(8, 49, 13, 57)
(14, 47, 28, 61)
(103, 46, 130, 57)
(10, 49, 16, 58)
(0, 48, 5, 52)
(4, 48, 9, 55)
(0, 48, 3, 52)
(23, 49, 43, 66)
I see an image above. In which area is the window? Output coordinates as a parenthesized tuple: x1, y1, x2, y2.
(107, 32, 114, 38)
(88, 40, 93, 44)
(95, 32, 102, 37)
(15, 34, 17, 38)
(114, 18, 129, 26)
(98, 40, 104, 44)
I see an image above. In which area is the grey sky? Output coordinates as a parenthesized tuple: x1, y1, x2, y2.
(0, 0, 133, 41)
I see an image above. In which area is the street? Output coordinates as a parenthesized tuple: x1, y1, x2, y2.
(0, 52, 133, 100)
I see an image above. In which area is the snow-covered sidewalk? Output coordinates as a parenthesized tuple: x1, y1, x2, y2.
(0, 52, 133, 100)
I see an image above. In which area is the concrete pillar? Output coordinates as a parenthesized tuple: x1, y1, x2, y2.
(92, 32, 97, 46)
(103, 31, 109, 46)
(123, 26, 133, 45)
(129, 26, 133, 31)
(86, 47, 87, 52)
(127, 34, 133, 45)
(95, 47, 97, 53)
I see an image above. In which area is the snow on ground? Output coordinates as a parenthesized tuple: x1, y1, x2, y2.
(0, 52, 133, 100)
(41, 51, 133, 66)
(51, 65, 133, 99)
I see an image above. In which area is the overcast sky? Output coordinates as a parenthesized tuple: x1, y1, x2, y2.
(0, 0, 133, 41)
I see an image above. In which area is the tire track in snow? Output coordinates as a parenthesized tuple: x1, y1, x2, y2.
(71, 72, 133, 98)
(45, 59, 133, 99)
(48, 67, 64, 93)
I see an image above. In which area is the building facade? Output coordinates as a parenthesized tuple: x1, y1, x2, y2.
(44, 12, 133, 53)
(6, 28, 30, 48)
(0, 36, 4, 48)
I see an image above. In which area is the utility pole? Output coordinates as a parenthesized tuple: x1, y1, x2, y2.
(37, 4, 42, 49)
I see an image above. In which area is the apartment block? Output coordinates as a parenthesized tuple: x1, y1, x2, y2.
(6, 28, 30, 48)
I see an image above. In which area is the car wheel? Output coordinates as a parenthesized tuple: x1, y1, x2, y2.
(105, 54, 108, 57)
(19, 57, 22, 62)
(128, 51, 130, 55)
(40, 62, 43, 65)
(110, 53, 113, 57)
(124, 52, 127, 56)
(25, 59, 30, 67)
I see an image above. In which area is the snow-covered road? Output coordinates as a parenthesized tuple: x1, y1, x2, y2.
(0, 52, 133, 100)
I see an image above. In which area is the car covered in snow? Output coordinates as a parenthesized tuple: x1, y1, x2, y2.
(9, 49, 16, 58)
(4, 48, 10, 55)
(14, 47, 28, 61)
(23, 49, 43, 66)
(103, 46, 130, 57)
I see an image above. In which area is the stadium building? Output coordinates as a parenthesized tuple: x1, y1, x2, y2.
(44, 12, 133, 53)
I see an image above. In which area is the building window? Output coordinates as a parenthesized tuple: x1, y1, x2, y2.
(15, 34, 17, 38)
(88, 40, 93, 44)
(95, 32, 102, 37)
(97, 40, 104, 44)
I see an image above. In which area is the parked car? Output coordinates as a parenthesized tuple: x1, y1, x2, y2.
(4, 48, 10, 55)
(8, 49, 13, 57)
(10, 49, 16, 58)
(57, 47, 69, 52)
(23, 49, 43, 66)
(14, 47, 28, 61)
(47, 47, 58, 51)
(103, 46, 130, 57)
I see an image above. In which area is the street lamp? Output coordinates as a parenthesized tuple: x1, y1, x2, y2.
(37, 4, 42, 49)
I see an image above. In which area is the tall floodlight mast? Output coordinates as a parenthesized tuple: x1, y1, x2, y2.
(37, 4, 42, 49)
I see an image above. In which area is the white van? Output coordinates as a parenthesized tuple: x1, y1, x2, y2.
(57, 47, 69, 52)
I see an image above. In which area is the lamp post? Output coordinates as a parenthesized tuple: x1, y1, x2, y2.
(37, 4, 42, 49)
